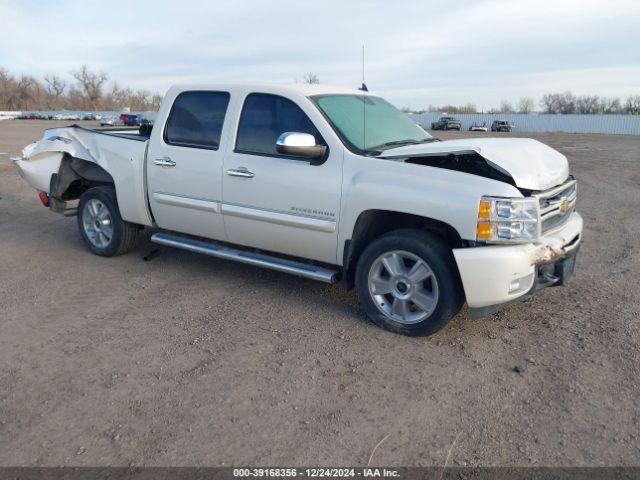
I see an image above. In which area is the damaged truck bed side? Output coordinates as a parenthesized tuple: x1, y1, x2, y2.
(12, 83, 582, 336)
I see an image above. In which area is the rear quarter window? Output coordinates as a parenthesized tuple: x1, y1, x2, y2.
(164, 91, 230, 150)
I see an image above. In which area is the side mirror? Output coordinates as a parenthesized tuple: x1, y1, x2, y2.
(276, 132, 326, 161)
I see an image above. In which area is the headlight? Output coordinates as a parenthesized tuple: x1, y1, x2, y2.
(476, 196, 540, 243)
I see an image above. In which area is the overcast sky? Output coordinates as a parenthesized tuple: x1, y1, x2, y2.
(1, 0, 639, 109)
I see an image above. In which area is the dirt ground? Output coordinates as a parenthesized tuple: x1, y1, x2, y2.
(0, 120, 639, 467)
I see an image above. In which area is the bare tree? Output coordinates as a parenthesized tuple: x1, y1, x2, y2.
(499, 100, 514, 113)
(425, 103, 476, 114)
(517, 97, 535, 114)
(540, 93, 560, 114)
(540, 92, 576, 114)
(600, 97, 622, 114)
(302, 72, 320, 84)
(460, 103, 477, 114)
(0, 65, 162, 111)
(0, 67, 15, 109)
(625, 95, 640, 115)
(14, 75, 37, 110)
(71, 65, 108, 110)
(43, 74, 67, 109)
(44, 74, 66, 98)
(44, 74, 66, 97)
(576, 95, 601, 114)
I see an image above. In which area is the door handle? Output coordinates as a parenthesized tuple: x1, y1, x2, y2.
(226, 167, 254, 178)
(154, 157, 176, 167)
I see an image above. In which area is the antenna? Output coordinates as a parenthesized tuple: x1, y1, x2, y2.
(362, 45, 365, 89)
(359, 45, 368, 92)
(360, 45, 367, 150)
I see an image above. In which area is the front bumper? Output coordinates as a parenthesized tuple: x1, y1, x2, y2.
(452, 211, 582, 309)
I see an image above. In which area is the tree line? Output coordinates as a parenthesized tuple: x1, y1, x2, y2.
(0, 65, 163, 112)
(3, 65, 640, 116)
(406, 93, 640, 115)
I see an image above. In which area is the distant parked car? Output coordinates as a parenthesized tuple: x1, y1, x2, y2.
(491, 120, 514, 132)
(122, 114, 152, 127)
(469, 122, 488, 132)
(100, 116, 118, 126)
(123, 114, 143, 126)
(431, 116, 461, 131)
(58, 113, 83, 121)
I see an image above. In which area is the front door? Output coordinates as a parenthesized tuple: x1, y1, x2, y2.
(221, 92, 342, 264)
(147, 90, 231, 240)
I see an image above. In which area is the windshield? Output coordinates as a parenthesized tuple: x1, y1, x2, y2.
(313, 94, 432, 153)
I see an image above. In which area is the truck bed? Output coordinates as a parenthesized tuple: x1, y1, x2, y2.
(77, 125, 151, 141)
(15, 124, 153, 226)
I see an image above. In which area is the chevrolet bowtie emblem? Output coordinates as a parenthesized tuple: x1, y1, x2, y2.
(559, 198, 570, 214)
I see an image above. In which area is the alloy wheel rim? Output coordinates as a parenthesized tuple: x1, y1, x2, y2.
(367, 250, 439, 324)
(82, 199, 113, 249)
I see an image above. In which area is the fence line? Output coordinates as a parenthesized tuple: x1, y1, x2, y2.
(3, 110, 640, 135)
(409, 113, 640, 135)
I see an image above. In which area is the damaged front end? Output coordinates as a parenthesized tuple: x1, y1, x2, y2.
(379, 137, 569, 191)
(461, 212, 582, 319)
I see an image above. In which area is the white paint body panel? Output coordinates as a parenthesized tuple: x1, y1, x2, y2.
(13, 83, 583, 310)
(13, 149, 64, 192)
(219, 85, 343, 264)
(382, 137, 569, 191)
(145, 86, 230, 240)
(16, 127, 153, 226)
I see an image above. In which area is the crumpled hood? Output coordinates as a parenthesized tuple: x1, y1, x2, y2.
(380, 137, 569, 191)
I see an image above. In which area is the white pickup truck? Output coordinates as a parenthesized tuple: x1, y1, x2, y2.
(12, 83, 582, 335)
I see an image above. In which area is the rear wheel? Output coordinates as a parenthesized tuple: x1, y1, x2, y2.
(355, 229, 464, 336)
(77, 186, 139, 257)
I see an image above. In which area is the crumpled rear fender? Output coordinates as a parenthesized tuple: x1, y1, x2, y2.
(13, 127, 153, 226)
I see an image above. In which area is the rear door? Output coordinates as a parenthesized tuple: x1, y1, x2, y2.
(147, 90, 231, 240)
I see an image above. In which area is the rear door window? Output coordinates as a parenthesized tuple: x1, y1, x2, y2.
(164, 91, 230, 150)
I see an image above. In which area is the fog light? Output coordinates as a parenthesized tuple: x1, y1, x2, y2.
(509, 273, 534, 294)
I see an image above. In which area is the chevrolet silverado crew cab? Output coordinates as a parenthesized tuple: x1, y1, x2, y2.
(12, 83, 582, 336)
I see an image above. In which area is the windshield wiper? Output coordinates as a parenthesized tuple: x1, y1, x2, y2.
(368, 139, 421, 151)
(367, 137, 438, 153)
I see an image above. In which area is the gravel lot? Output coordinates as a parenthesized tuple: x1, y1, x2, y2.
(0, 121, 639, 467)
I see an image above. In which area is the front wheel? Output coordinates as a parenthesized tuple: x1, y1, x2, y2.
(355, 230, 464, 336)
(77, 186, 139, 257)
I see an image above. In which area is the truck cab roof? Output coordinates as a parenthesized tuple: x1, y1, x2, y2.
(166, 83, 366, 98)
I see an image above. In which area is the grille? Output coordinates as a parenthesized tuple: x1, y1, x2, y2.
(534, 177, 577, 235)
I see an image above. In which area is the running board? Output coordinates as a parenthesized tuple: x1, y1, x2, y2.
(151, 233, 340, 284)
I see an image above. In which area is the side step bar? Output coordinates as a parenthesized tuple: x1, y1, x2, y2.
(151, 232, 340, 284)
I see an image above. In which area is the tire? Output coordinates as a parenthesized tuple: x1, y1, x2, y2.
(355, 229, 464, 336)
(77, 186, 139, 257)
